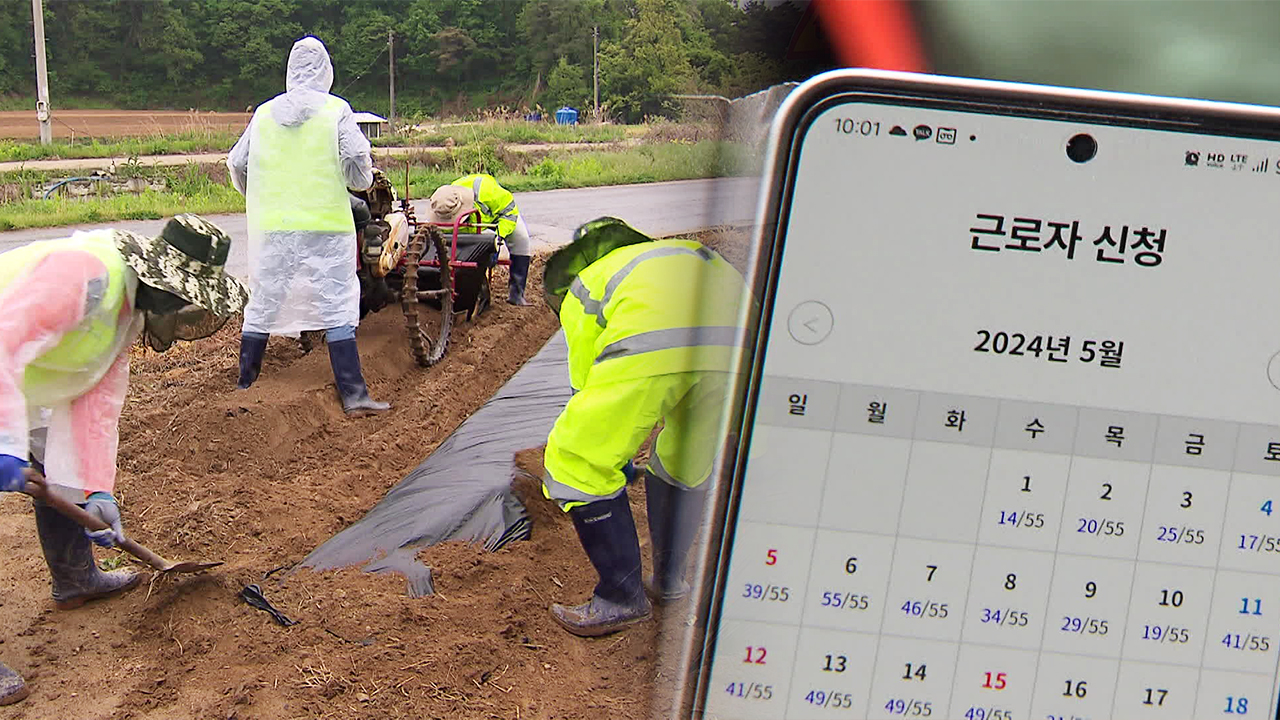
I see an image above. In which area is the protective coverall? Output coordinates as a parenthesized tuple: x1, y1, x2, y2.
(0, 216, 249, 706)
(433, 173, 535, 305)
(540, 217, 748, 636)
(227, 36, 388, 415)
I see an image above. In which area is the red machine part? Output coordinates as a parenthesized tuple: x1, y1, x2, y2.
(813, 0, 928, 72)
(420, 210, 511, 271)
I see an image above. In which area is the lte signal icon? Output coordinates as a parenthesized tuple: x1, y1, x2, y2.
(1254, 158, 1271, 173)
(1185, 151, 1200, 166)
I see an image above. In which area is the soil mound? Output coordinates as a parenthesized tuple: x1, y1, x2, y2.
(0, 260, 660, 719)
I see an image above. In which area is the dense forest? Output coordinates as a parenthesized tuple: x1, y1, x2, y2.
(0, 0, 833, 121)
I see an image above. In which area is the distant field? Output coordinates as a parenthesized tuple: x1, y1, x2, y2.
(0, 109, 251, 139)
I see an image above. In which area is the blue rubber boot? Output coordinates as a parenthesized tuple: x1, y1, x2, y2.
(643, 472, 708, 603)
(507, 255, 533, 306)
(236, 333, 268, 389)
(327, 338, 390, 416)
(34, 501, 140, 611)
(551, 490, 653, 636)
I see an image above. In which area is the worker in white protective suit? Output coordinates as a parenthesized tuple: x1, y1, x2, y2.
(0, 215, 249, 707)
(227, 36, 389, 416)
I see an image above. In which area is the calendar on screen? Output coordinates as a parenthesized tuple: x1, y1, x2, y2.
(707, 380, 1280, 719)
(697, 79, 1280, 720)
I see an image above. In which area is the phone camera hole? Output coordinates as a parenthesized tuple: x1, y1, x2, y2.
(1066, 133, 1098, 163)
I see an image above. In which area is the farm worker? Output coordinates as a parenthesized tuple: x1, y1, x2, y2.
(0, 214, 249, 706)
(428, 173, 535, 306)
(539, 217, 749, 636)
(227, 36, 389, 416)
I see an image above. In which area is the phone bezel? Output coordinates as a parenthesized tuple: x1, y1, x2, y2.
(680, 69, 1280, 719)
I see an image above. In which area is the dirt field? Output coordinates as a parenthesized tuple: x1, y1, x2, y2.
(0, 256, 679, 720)
(0, 110, 251, 140)
(0, 230, 749, 720)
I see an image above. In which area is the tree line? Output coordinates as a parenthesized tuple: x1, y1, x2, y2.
(0, 0, 834, 122)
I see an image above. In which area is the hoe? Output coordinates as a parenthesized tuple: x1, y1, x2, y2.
(21, 471, 221, 575)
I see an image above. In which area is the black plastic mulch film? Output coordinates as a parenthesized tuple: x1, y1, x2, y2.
(299, 333, 572, 597)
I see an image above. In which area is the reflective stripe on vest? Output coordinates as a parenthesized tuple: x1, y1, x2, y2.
(594, 326, 742, 364)
(571, 245, 716, 328)
(562, 240, 746, 387)
(495, 198, 518, 220)
(542, 473, 625, 507)
(455, 175, 519, 236)
(250, 97, 353, 233)
(471, 176, 490, 216)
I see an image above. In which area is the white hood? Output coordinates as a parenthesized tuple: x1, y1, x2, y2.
(286, 36, 333, 94)
(226, 33, 374, 199)
(275, 36, 335, 127)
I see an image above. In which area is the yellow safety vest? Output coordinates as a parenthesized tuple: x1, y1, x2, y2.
(248, 96, 354, 234)
(452, 174, 519, 238)
(0, 231, 135, 403)
(559, 239, 747, 390)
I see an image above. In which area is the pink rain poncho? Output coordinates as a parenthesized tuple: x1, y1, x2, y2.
(0, 231, 143, 497)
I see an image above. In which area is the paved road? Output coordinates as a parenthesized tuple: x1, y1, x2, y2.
(0, 177, 760, 279)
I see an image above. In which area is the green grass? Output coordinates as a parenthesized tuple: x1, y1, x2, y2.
(374, 119, 630, 147)
(98, 552, 132, 571)
(0, 119, 680, 162)
(0, 185, 243, 231)
(0, 131, 243, 163)
(398, 140, 741, 197)
(0, 119, 634, 162)
(0, 140, 745, 230)
(0, 96, 121, 112)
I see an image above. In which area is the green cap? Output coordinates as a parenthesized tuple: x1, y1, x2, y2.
(543, 217, 653, 313)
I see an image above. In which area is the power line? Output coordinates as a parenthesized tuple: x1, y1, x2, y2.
(336, 42, 389, 99)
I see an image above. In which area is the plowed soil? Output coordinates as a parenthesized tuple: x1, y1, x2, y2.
(0, 110, 251, 140)
(0, 258, 670, 720)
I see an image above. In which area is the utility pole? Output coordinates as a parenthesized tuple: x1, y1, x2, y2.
(592, 25, 599, 122)
(387, 29, 396, 132)
(31, 0, 51, 145)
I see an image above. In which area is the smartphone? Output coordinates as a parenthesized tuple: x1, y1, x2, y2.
(687, 70, 1280, 720)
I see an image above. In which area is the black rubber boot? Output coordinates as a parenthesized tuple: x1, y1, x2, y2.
(326, 338, 390, 416)
(0, 661, 28, 706)
(34, 501, 140, 611)
(551, 491, 652, 637)
(507, 254, 533, 306)
(236, 334, 268, 389)
(643, 472, 708, 603)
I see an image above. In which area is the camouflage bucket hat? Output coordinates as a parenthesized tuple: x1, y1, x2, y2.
(111, 214, 249, 317)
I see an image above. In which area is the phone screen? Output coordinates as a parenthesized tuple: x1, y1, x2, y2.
(698, 83, 1280, 719)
